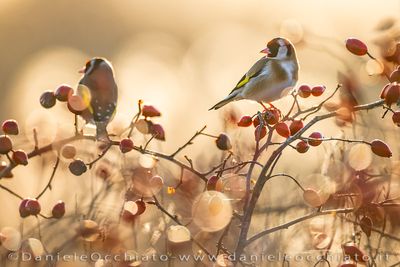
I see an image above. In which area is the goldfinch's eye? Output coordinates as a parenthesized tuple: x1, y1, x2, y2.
(267, 42, 280, 57)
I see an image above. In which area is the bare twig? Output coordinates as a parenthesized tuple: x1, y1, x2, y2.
(267, 173, 305, 192)
(36, 155, 60, 200)
(246, 208, 354, 245)
(170, 126, 207, 158)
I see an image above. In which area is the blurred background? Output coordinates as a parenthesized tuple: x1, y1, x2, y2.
(1, 1, 400, 266)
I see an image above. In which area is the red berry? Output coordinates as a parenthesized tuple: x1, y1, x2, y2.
(69, 159, 87, 176)
(342, 243, 368, 263)
(345, 38, 368, 56)
(380, 83, 391, 99)
(61, 144, 77, 159)
(12, 150, 28, 166)
(384, 84, 400, 105)
(25, 199, 41, 216)
(54, 84, 73, 102)
(308, 132, 323, 146)
(254, 125, 267, 141)
(237, 116, 253, 127)
(150, 124, 166, 141)
(389, 70, 400, 83)
(2, 120, 19, 135)
(275, 122, 290, 138)
(339, 261, 357, 267)
(360, 216, 372, 237)
(135, 200, 146, 215)
(215, 133, 232, 150)
(120, 138, 134, 153)
(370, 139, 392, 158)
(311, 85, 326, 97)
(142, 105, 161, 117)
(0, 135, 13, 154)
(207, 175, 220, 191)
(296, 140, 309, 153)
(253, 116, 261, 127)
(67, 102, 82, 115)
(121, 210, 136, 222)
(0, 161, 13, 178)
(298, 84, 311, 98)
(264, 109, 280, 125)
(392, 111, 400, 126)
(289, 120, 304, 135)
(19, 199, 30, 218)
(40, 91, 56, 109)
(52, 201, 66, 219)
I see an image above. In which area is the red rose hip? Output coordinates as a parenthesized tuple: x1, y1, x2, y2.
(237, 116, 253, 127)
(216, 133, 232, 150)
(54, 84, 73, 102)
(142, 105, 161, 117)
(345, 38, 368, 56)
(289, 120, 304, 135)
(254, 125, 267, 141)
(311, 85, 326, 97)
(120, 138, 134, 153)
(296, 140, 309, 153)
(0, 135, 12, 154)
(52, 201, 66, 219)
(69, 159, 87, 176)
(392, 111, 400, 125)
(275, 122, 290, 138)
(370, 139, 392, 158)
(308, 132, 323, 146)
(40, 90, 56, 109)
(150, 124, 166, 141)
(26, 199, 41, 216)
(12, 150, 28, 165)
(2, 120, 19, 135)
(298, 84, 311, 98)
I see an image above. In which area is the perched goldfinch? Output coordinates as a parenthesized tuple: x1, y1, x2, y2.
(209, 37, 299, 110)
(78, 57, 118, 141)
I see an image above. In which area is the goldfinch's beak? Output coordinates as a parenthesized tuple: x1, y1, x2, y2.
(78, 67, 86, 74)
(260, 47, 270, 55)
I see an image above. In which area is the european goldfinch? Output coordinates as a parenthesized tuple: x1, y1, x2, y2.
(78, 57, 118, 141)
(209, 37, 299, 110)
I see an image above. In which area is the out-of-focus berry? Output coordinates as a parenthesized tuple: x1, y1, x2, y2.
(298, 84, 311, 98)
(345, 38, 368, 56)
(40, 91, 56, 109)
(120, 138, 134, 153)
(216, 133, 232, 150)
(52, 201, 66, 219)
(2, 120, 19, 135)
(54, 84, 73, 102)
(0, 135, 13, 154)
(142, 105, 161, 117)
(12, 150, 28, 166)
(69, 159, 87, 176)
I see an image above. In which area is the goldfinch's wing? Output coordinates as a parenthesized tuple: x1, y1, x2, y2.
(230, 57, 269, 94)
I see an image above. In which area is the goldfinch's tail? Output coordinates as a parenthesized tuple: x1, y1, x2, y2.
(209, 93, 238, 110)
(95, 121, 110, 141)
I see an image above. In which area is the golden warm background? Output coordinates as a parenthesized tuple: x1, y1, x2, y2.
(1, 1, 400, 266)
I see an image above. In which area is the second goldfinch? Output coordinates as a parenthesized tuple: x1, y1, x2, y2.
(209, 37, 299, 110)
(78, 57, 118, 141)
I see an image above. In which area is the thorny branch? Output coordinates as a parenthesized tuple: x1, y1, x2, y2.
(234, 98, 385, 260)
